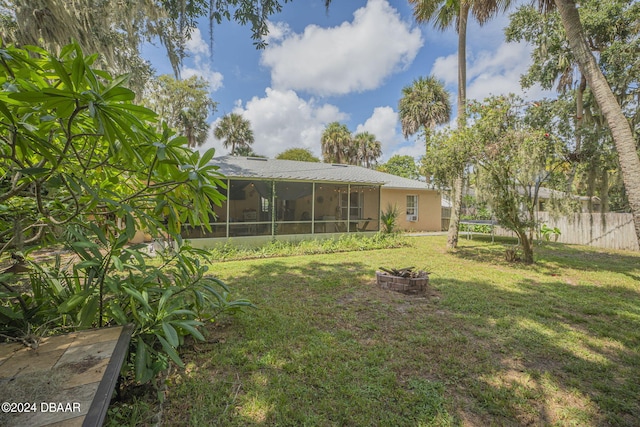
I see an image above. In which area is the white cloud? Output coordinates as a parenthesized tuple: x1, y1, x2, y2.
(204, 88, 348, 158)
(260, 0, 423, 96)
(390, 142, 425, 159)
(181, 55, 224, 92)
(466, 42, 552, 101)
(180, 28, 225, 92)
(431, 54, 458, 87)
(432, 41, 554, 106)
(185, 27, 209, 56)
(265, 20, 292, 43)
(355, 106, 402, 160)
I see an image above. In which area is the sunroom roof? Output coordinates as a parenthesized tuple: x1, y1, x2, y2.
(212, 156, 434, 190)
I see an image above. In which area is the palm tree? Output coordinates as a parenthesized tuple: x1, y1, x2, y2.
(213, 113, 254, 156)
(540, 0, 640, 245)
(408, 0, 513, 249)
(398, 76, 451, 140)
(353, 132, 382, 168)
(398, 75, 450, 191)
(321, 122, 352, 164)
(364, 139, 382, 169)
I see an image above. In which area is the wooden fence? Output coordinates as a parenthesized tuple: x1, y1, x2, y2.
(494, 212, 639, 251)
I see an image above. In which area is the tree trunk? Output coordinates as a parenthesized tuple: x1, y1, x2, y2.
(600, 166, 609, 213)
(456, 4, 468, 128)
(567, 74, 586, 192)
(555, 0, 640, 245)
(587, 161, 596, 212)
(447, 174, 463, 249)
(575, 74, 586, 154)
(520, 232, 534, 264)
(446, 3, 470, 250)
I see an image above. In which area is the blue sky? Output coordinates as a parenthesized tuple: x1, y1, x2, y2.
(142, 0, 550, 161)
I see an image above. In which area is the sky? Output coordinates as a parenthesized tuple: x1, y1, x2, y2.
(142, 0, 552, 162)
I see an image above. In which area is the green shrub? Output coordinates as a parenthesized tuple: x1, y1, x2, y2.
(0, 42, 249, 383)
(204, 233, 410, 262)
(540, 224, 561, 242)
(380, 204, 400, 234)
(4, 225, 254, 384)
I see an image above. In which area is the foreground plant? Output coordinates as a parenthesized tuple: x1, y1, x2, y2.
(0, 42, 250, 381)
(380, 204, 400, 234)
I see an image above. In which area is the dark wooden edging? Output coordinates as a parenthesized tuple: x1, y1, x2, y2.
(82, 324, 134, 427)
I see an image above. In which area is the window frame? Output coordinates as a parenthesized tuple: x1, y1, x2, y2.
(406, 194, 418, 221)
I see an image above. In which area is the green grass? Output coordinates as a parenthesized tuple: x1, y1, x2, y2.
(124, 236, 640, 426)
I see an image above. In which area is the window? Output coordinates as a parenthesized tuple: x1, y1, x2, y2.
(406, 195, 418, 221)
(341, 191, 363, 219)
(538, 201, 546, 212)
(261, 197, 270, 214)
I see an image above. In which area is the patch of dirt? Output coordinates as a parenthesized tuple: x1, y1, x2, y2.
(59, 355, 102, 374)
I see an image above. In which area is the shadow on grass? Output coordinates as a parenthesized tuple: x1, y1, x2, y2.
(436, 276, 640, 425)
(453, 235, 640, 278)
(161, 250, 640, 426)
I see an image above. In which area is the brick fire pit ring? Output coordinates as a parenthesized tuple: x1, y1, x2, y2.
(376, 270, 429, 294)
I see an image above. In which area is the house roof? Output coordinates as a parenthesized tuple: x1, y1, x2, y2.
(534, 187, 600, 202)
(211, 156, 436, 190)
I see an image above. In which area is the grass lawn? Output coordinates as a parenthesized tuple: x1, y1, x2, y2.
(155, 235, 640, 426)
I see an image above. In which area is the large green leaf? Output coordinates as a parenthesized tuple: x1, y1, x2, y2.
(18, 167, 50, 176)
(0, 305, 23, 320)
(71, 54, 86, 90)
(122, 286, 152, 311)
(8, 91, 57, 103)
(0, 100, 15, 124)
(49, 58, 74, 90)
(156, 334, 184, 367)
(78, 295, 99, 327)
(172, 320, 205, 341)
(161, 322, 179, 348)
(157, 288, 174, 312)
(58, 293, 88, 314)
(124, 214, 137, 240)
(134, 337, 151, 383)
(198, 148, 216, 168)
(89, 223, 108, 246)
(107, 303, 128, 325)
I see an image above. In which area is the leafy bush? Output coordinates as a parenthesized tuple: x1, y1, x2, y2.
(540, 224, 561, 242)
(0, 42, 250, 382)
(205, 233, 411, 262)
(380, 204, 400, 234)
(459, 222, 493, 234)
(22, 232, 253, 382)
(460, 210, 494, 234)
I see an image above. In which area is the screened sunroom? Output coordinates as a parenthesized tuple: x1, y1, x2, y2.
(181, 157, 383, 241)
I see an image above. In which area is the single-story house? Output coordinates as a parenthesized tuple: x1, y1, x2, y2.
(181, 156, 441, 246)
(534, 187, 601, 213)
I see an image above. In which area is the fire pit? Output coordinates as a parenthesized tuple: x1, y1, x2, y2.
(376, 266, 429, 294)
